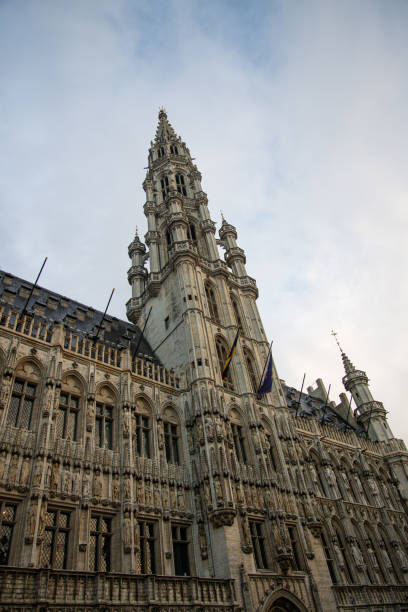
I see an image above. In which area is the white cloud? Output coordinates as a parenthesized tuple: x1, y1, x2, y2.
(1, 0, 408, 440)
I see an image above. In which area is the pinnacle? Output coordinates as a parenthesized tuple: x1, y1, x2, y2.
(341, 351, 355, 375)
(154, 107, 179, 143)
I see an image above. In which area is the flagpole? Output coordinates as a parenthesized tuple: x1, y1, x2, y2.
(132, 306, 153, 361)
(295, 373, 306, 417)
(20, 256, 48, 319)
(256, 340, 273, 394)
(92, 288, 115, 345)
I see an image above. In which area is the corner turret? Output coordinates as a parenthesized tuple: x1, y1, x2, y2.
(333, 333, 394, 441)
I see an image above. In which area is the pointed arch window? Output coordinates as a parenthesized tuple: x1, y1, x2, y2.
(215, 337, 233, 390)
(230, 294, 243, 330)
(205, 284, 220, 324)
(187, 223, 197, 242)
(95, 386, 115, 450)
(57, 392, 79, 441)
(175, 173, 187, 196)
(157, 146, 165, 158)
(134, 398, 151, 458)
(7, 379, 36, 430)
(243, 348, 258, 394)
(321, 530, 338, 584)
(161, 176, 169, 200)
(170, 144, 178, 155)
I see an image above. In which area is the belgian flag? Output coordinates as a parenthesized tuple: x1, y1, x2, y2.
(221, 330, 239, 380)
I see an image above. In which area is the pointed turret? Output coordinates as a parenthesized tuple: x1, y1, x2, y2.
(333, 334, 394, 441)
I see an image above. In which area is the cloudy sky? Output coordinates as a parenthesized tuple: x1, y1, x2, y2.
(1, 1, 407, 440)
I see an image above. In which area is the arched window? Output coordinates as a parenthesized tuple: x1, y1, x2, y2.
(205, 283, 220, 323)
(230, 294, 243, 330)
(57, 374, 83, 441)
(134, 397, 152, 458)
(170, 144, 178, 155)
(175, 173, 187, 196)
(7, 360, 41, 430)
(243, 348, 258, 394)
(321, 530, 338, 584)
(187, 223, 196, 242)
(215, 336, 233, 390)
(95, 385, 115, 450)
(166, 230, 172, 246)
(157, 146, 165, 158)
(163, 406, 180, 465)
(230, 408, 247, 464)
(161, 176, 169, 200)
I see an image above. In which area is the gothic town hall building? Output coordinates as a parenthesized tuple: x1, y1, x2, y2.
(0, 110, 408, 612)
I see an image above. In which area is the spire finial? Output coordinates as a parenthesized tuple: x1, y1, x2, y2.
(220, 210, 225, 222)
(332, 330, 355, 375)
(158, 107, 167, 120)
(331, 330, 343, 353)
(135, 225, 138, 237)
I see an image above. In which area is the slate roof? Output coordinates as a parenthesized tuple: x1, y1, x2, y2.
(282, 382, 365, 435)
(0, 269, 159, 363)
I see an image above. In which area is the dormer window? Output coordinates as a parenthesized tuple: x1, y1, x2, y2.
(161, 176, 169, 200)
(158, 146, 165, 158)
(175, 174, 187, 196)
(170, 145, 179, 155)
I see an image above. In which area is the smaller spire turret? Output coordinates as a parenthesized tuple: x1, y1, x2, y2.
(332, 332, 394, 441)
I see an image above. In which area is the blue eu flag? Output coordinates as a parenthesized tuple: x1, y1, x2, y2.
(257, 354, 273, 399)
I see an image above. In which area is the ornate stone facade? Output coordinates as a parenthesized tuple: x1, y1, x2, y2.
(0, 110, 408, 611)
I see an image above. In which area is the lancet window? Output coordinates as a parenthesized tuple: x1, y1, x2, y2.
(157, 146, 165, 158)
(161, 176, 169, 199)
(243, 348, 258, 394)
(40, 509, 70, 569)
(172, 524, 190, 576)
(164, 421, 179, 464)
(175, 173, 187, 196)
(89, 515, 112, 572)
(205, 283, 220, 323)
(7, 379, 36, 430)
(249, 521, 269, 569)
(134, 398, 151, 458)
(57, 392, 79, 441)
(95, 386, 115, 450)
(170, 144, 178, 155)
(0, 502, 16, 565)
(215, 336, 234, 390)
(321, 530, 338, 584)
(230, 294, 243, 330)
(137, 520, 156, 574)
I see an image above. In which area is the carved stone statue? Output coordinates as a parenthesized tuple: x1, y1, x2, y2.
(33, 459, 43, 487)
(9, 453, 19, 483)
(20, 457, 31, 485)
(82, 471, 90, 497)
(72, 468, 81, 496)
(93, 471, 102, 497)
(27, 503, 37, 536)
(51, 462, 60, 490)
(124, 476, 131, 500)
(63, 468, 72, 494)
(123, 513, 132, 550)
(177, 486, 185, 510)
(350, 542, 365, 568)
(112, 475, 120, 501)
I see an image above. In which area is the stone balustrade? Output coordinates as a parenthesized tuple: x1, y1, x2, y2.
(0, 568, 238, 610)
